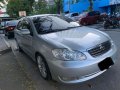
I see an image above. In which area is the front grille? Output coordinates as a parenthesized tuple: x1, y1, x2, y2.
(88, 41, 111, 57)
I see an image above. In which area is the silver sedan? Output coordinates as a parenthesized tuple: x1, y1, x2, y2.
(15, 14, 117, 84)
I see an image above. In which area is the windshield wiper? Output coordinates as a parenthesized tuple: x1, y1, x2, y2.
(39, 26, 81, 34)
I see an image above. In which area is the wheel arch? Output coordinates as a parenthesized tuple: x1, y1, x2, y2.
(35, 52, 45, 62)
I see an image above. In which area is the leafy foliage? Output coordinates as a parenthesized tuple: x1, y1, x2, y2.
(54, 0, 63, 14)
(32, 0, 48, 14)
(7, 0, 34, 17)
(7, 0, 63, 17)
(32, 0, 58, 15)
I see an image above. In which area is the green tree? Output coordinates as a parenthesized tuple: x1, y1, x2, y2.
(32, 0, 50, 14)
(7, 0, 34, 17)
(54, 0, 63, 14)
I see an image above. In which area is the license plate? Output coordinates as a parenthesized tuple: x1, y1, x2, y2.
(98, 57, 114, 71)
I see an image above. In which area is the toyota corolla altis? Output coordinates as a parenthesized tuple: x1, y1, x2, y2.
(15, 14, 117, 83)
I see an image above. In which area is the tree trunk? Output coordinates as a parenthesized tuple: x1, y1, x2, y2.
(57, 1, 61, 14)
(88, 0, 93, 11)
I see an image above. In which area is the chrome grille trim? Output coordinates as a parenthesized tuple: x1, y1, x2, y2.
(88, 41, 111, 57)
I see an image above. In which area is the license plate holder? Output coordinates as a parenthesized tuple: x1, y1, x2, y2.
(98, 57, 114, 71)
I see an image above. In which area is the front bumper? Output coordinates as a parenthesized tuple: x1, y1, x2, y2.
(47, 44, 117, 84)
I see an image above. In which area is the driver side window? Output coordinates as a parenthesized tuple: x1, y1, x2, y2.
(17, 20, 31, 30)
(22, 20, 31, 30)
(17, 21, 22, 30)
(22, 20, 33, 36)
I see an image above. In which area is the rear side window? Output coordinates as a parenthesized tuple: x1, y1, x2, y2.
(88, 11, 100, 16)
(88, 12, 94, 16)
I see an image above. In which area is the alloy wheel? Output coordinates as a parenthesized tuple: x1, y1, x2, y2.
(37, 56, 47, 78)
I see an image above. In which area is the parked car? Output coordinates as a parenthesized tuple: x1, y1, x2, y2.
(65, 12, 80, 21)
(79, 11, 100, 25)
(15, 14, 117, 84)
(5, 20, 19, 39)
(0, 17, 16, 30)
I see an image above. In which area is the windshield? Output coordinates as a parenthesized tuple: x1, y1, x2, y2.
(32, 15, 80, 34)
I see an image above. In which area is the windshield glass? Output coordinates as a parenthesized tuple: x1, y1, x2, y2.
(32, 15, 80, 34)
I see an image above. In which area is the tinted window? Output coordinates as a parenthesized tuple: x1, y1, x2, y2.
(17, 21, 22, 30)
(88, 12, 94, 16)
(22, 20, 30, 30)
(88, 11, 100, 16)
(71, 13, 79, 17)
(17, 20, 30, 30)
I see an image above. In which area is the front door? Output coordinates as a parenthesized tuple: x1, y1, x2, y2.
(20, 20, 34, 57)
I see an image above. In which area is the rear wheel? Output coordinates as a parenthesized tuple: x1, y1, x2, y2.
(36, 55, 51, 80)
(7, 34, 12, 39)
(83, 22, 87, 26)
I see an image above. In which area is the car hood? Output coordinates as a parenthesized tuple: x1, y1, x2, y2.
(40, 26, 110, 51)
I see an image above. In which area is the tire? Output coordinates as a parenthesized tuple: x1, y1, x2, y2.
(83, 22, 87, 26)
(96, 20, 99, 24)
(18, 45, 23, 52)
(5, 33, 7, 36)
(36, 54, 51, 80)
(7, 32, 14, 39)
(8, 34, 11, 39)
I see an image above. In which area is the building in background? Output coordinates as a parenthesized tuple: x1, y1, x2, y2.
(0, 7, 9, 17)
(63, 0, 120, 14)
(0, 0, 9, 17)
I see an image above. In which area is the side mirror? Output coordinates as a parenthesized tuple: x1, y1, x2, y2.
(21, 29, 30, 35)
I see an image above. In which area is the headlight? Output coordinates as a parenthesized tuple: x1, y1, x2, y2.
(52, 49, 86, 61)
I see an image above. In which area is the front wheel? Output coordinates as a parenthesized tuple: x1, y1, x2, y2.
(36, 55, 51, 80)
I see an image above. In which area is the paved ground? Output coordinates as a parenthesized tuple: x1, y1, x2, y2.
(0, 52, 36, 90)
(0, 34, 36, 90)
(88, 23, 120, 31)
